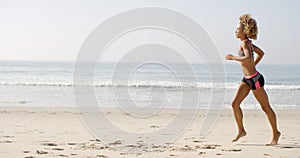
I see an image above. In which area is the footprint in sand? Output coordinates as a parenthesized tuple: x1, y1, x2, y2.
(176, 145, 194, 151)
(199, 151, 206, 155)
(276, 144, 300, 149)
(221, 148, 242, 152)
(56, 154, 68, 157)
(42, 142, 58, 146)
(52, 148, 64, 151)
(196, 144, 220, 149)
(192, 140, 204, 143)
(0, 140, 14, 143)
(120, 152, 128, 155)
(76, 142, 109, 150)
(36, 150, 48, 154)
(89, 139, 101, 142)
(67, 142, 77, 145)
(0, 135, 14, 144)
(109, 140, 122, 145)
(125, 144, 139, 148)
(96, 154, 109, 158)
(150, 125, 160, 128)
(3, 135, 14, 138)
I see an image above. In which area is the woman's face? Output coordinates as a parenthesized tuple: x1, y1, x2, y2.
(235, 23, 245, 39)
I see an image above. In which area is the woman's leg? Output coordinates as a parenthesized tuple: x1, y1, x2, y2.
(232, 82, 251, 142)
(252, 88, 281, 145)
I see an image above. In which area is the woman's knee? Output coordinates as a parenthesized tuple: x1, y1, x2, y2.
(231, 100, 241, 109)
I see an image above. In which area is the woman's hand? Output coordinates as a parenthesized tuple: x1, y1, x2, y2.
(226, 54, 234, 60)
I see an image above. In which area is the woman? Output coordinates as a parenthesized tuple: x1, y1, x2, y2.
(225, 14, 281, 145)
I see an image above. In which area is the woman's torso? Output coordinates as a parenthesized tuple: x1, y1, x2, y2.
(238, 40, 257, 76)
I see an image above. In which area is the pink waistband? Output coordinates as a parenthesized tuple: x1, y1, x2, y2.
(245, 71, 258, 79)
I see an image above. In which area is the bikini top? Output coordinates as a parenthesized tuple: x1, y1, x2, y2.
(238, 39, 254, 57)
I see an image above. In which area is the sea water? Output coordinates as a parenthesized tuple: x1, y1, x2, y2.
(0, 61, 299, 109)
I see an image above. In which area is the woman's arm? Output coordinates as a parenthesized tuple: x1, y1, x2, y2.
(252, 44, 265, 65)
(226, 41, 252, 62)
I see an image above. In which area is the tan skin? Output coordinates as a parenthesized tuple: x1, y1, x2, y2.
(226, 23, 281, 145)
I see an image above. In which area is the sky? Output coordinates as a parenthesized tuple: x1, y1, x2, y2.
(0, 0, 299, 64)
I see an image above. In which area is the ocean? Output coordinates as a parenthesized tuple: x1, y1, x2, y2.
(0, 61, 299, 109)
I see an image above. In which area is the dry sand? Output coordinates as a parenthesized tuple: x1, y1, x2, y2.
(0, 107, 299, 158)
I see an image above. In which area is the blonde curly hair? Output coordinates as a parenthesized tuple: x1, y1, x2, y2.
(239, 14, 258, 40)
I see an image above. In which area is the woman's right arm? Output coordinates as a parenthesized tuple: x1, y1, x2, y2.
(253, 44, 265, 65)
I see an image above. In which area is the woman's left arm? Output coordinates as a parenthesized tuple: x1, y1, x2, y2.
(253, 44, 265, 65)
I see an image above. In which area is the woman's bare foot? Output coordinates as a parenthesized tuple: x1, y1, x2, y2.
(232, 131, 247, 142)
(270, 132, 281, 145)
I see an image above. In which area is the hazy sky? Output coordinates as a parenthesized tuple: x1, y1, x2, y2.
(0, 0, 299, 64)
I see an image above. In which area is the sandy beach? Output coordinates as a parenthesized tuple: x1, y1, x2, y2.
(1, 0, 300, 157)
(0, 107, 299, 158)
